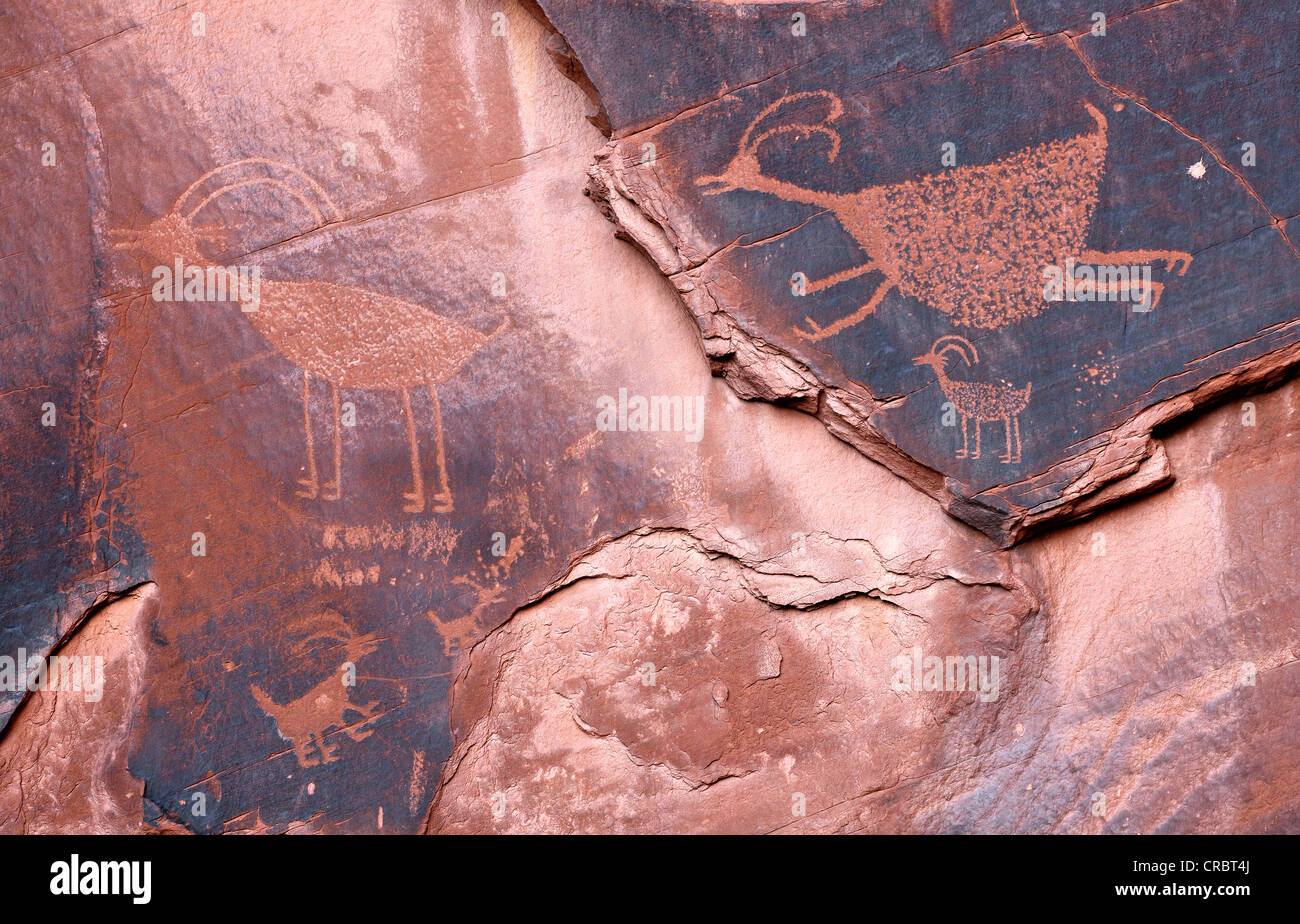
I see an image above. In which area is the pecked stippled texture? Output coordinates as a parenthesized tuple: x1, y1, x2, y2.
(0, 0, 1296, 835)
(534, 0, 1300, 543)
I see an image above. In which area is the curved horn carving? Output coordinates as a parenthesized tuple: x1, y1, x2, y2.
(173, 158, 342, 227)
(737, 90, 844, 163)
(932, 334, 978, 366)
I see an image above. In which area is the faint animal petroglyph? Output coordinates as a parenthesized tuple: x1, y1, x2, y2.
(913, 335, 1031, 464)
(249, 609, 384, 767)
(310, 559, 380, 589)
(428, 575, 506, 656)
(426, 526, 525, 656)
(697, 92, 1193, 341)
(109, 158, 507, 513)
(321, 522, 461, 564)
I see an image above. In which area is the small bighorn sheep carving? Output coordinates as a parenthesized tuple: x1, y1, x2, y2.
(913, 335, 1031, 464)
(427, 575, 506, 656)
(249, 611, 385, 768)
(697, 92, 1192, 341)
(109, 158, 506, 513)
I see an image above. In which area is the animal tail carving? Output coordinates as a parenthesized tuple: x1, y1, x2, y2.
(1082, 101, 1108, 135)
(250, 683, 279, 722)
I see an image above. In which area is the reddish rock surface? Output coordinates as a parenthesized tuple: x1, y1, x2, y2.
(431, 381, 1300, 833)
(538, 0, 1300, 543)
(0, 0, 1295, 835)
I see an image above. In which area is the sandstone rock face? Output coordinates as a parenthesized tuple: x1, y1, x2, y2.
(432, 382, 1300, 833)
(538, 0, 1300, 544)
(0, 585, 158, 834)
(0, 0, 1295, 835)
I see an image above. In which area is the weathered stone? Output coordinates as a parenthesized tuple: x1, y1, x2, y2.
(0, 585, 160, 834)
(1, 0, 1295, 837)
(534, 0, 1300, 543)
(428, 378, 1300, 833)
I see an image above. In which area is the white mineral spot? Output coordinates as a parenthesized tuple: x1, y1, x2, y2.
(1187, 159, 1207, 179)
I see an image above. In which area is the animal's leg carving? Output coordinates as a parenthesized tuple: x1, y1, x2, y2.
(427, 382, 453, 514)
(1012, 415, 1022, 463)
(323, 380, 342, 501)
(1135, 279, 1164, 312)
(1000, 416, 1015, 463)
(1080, 249, 1192, 276)
(803, 260, 879, 295)
(1145, 280, 1164, 312)
(401, 388, 425, 513)
(794, 276, 894, 342)
(347, 703, 383, 742)
(348, 726, 377, 745)
(297, 372, 319, 499)
(971, 418, 982, 459)
(1096, 276, 1165, 311)
(956, 415, 969, 459)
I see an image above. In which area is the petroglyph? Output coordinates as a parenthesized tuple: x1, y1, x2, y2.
(249, 609, 386, 768)
(913, 336, 1030, 464)
(697, 93, 1193, 340)
(110, 159, 506, 514)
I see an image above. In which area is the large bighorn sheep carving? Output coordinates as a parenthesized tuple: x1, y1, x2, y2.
(696, 92, 1192, 341)
(109, 159, 506, 513)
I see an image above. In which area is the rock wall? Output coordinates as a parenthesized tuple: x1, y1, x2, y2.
(0, 0, 1295, 834)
